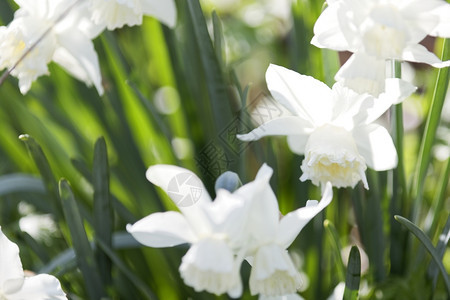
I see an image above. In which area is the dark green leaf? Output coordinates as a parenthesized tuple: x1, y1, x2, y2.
(343, 246, 361, 300)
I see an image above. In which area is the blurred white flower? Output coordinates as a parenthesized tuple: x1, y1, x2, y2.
(312, 0, 450, 96)
(238, 64, 410, 189)
(89, 0, 177, 30)
(259, 293, 305, 300)
(0, 0, 103, 94)
(0, 227, 67, 299)
(127, 164, 275, 297)
(242, 176, 333, 297)
(19, 214, 57, 242)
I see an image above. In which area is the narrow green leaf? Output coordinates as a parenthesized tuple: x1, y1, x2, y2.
(20, 231, 50, 263)
(411, 38, 450, 222)
(19, 134, 62, 219)
(187, 0, 233, 132)
(0, 174, 45, 196)
(59, 179, 106, 300)
(324, 220, 346, 282)
(428, 218, 450, 289)
(395, 215, 450, 295)
(212, 10, 224, 68)
(343, 246, 361, 300)
(427, 158, 450, 236)
(96, 238, 156, 300)
(93, 137, 113, 286)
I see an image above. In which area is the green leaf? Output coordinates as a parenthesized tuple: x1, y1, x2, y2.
(395, 215, 450, 295)
(19, 134, 62, 219)
(212, 10, 224, 68)
(427, 158, 450, 236)
(411, 38, 450, 222)
(93, 137, 113, 286)
(0, 174, 45, 196)
(428, 218, 450, 290)
(343, 246, 361, 300)
(324, 219, 346, 282)
(59, 179, 106, 300)
(187, 0, 233, 132)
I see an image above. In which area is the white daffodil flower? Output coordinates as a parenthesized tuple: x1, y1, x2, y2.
(238, 64, 408, 189)
(0, 0, 103, 95)
(89, 0, 177, 30)
(240, 173, 333, 297)
(311, 0, 450, 96)
(0, 227, 67, 299)
(127, 164, 274, 298)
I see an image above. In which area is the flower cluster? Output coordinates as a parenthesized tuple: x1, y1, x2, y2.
(127, 164, 333, 298)
(0, 0, 176, 94)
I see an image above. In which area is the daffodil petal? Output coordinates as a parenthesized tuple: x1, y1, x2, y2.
(354, 124, 398, 171)
(311, 1, 349, 51)
(277, 182, 333, 248)
(286, 135, 309, 155)
(142, 0, 177, 28)
(0, 229, 24, 287)
(52, 30, 104, 95)
(5, 274, 66, 300)
(266, 64, 333, 125)
(126, 211, 196, 247)
(402, 44, 450, 68)
(237, 117, 313, 142)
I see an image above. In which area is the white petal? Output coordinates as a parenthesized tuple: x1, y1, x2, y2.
(286, 135, 309, 155)
(249, 244, 301, 296)
(146, 165, 212, 235)
(402, 44, 450, 68)
(126, 211, 196, 248)
(277, 182, 333, 248)
(311, 2, 349, 51)
(266, 64, 333, 125)
(354, 124, 398, 171)
(146, 164, 211, 206)
(381, 78, 417, 105)
(53, 30, 103, 95)
(179, 238, 242, 296)
(259, 294, 305, 300)
(0, 229, 24, 288)
(401, 0, 450, 38)
(335, 53, 386, 97)
(237, 117, 313, 142)
(429, 3, 450, 37)
(5, 274, 66, 300)
(142, 0, 177, 28)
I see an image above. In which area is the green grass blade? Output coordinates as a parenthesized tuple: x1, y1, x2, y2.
(212, 11, 224, 68)
(19, 134, 62, 219)
(59, 179, 106, 300)
(96, 238, 156, 300)
(411, 38, 450, 222)
(343, 246, 361, 300)
(324, 219, 346, 282)
(93, 137, 113, 286)
(0, 174, 45, 195)
(186, 0, 233, 132)
(427, 218, 450, 290)
(395, 215, 450, 295)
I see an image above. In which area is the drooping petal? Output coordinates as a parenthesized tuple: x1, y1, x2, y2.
(89, 0, 143, 30)
(353, 124, 398, 171)
(237, 117, 313, 142)
(52, 29, 104, 95)
(402, 44, 450, 68)
(311, 2, 350, 51)
(277, 182, 333, 248)
(266, 64, 333, 125)
(0, 229, 24, 288)
(126, 211, 196, 248)
(381, 78, 417, 105)
(5, 274, 66, 300)
(142, 0, 177, 28)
